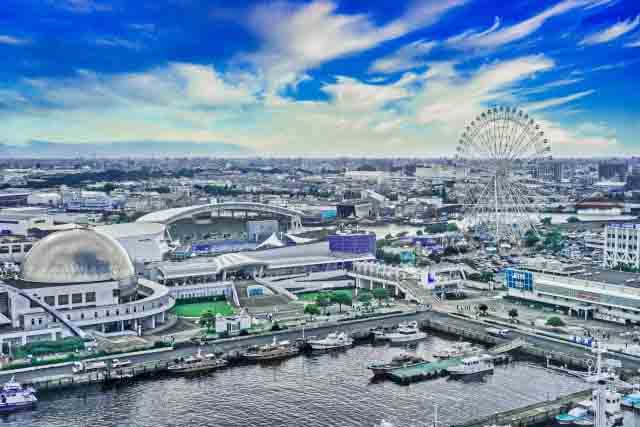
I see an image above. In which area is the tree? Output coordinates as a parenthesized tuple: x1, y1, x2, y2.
(316, 293, 333, 315)
(199, 310, 215, 332)
(524, 229, 540, 247)
(330, 291, 353, 313)
(567, 216, 580, 223)
(304, 304, 321, 320)
(508, 308, 519, 323)
(372, 288, 391, 306)
(546, 316, 566, 328)
(541, 217, 552, 226)
(478, 303, 489, 316)
(543, 230, 564, 253)
(416, 230, 423, 236)
(480, 272, 494, 283)
(385, 233, 393, 240)
(447, 223, 459, 232)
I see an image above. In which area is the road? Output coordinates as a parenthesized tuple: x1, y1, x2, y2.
(0, 311, 429, 383)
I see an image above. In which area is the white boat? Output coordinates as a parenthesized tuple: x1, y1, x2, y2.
(380, 321, 427, 344)
(556, 390, 622, 426)
(434, 341, 482, 359)
(0, 377, 37, 413)
(243, 338, 300, 361)
(110, 359, 132, 369)
(308, 332, 353, 351)
(446, 355, 494, 377)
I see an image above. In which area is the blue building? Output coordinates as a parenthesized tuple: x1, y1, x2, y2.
(328, 232, 376, 255)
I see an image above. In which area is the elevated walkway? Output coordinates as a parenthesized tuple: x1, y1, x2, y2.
(4, 284, 87, 338)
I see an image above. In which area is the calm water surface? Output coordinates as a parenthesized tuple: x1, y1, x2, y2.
(5, 335, 591, 427)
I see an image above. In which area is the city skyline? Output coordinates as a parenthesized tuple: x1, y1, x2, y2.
(1, 0, 639, 157)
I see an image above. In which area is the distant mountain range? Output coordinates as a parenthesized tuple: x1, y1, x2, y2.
(0, 140, 253, 158)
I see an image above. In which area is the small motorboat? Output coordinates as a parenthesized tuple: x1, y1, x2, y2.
(243, 338, 299, 361)
(0, 377, 37, 413)
(379, 321, 427, 344)
(368, 353, 427, 377)
(308, 332, 353, 351)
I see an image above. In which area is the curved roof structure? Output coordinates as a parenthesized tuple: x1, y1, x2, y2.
(21, 229, 136, 285)
(136, 202, 305, 225)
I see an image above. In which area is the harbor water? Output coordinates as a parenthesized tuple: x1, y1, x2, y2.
(5, 335, 591, 427)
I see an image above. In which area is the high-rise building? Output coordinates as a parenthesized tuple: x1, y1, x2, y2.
(533, 161, 564, 182)
(598, 161, 628, 181)
(603, 224, 640, 269)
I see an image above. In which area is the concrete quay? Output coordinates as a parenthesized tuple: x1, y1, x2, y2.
(451, 389, 593, 427)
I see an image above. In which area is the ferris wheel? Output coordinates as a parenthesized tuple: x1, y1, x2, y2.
(457, 106, 551, 243)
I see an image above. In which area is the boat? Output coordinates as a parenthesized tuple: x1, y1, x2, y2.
(433, 341, 482, 359)
(167, 349, 228, 374)
(379, 321, 428, 344)
(308, 332, 353, 351)
(243, 338, 300, 361)
(446, 355, 494, 377)
(368, 353, 427, 377)
(0, 377, 37, 413)
(110, 359, 132, 369)
(623, 384, 640, 407)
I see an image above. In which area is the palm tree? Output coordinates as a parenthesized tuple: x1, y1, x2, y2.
(478, 304, 489, 317)
(200, 310, 215, 332)
(508, 308, 518, 323)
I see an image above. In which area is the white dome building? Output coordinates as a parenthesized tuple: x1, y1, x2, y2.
(1, 229, 175, 345)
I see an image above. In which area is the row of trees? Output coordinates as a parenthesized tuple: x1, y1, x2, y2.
(303, 288, 392, 319)
(524, 228, 564, 253)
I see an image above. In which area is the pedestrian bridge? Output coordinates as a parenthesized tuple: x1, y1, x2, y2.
(137, 202, 304, 232)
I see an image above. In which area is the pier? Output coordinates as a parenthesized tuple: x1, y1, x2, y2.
(452, 389, 593, 427)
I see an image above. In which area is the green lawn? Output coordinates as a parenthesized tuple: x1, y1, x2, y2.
(173, 301, 236, 318)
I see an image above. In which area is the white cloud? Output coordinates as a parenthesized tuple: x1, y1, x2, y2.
(625, 37, 640, 47)
(243, 0, 466, 92)
(94, 37, 142, 50)
(0, 35, 30, 45)
(322, 76, 411, 112)
(53, 0, 111, 13)
(446, 0, 588, 49)
(369, 40, 437, 74)
(524, 90, 595, 112)
(518, 78, 583, 95)
(415, 55, 555, 126)
(580, 14, 640, 45)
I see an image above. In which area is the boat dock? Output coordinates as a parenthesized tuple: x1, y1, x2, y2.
(452, 389, 593, 427)
(388, 358, 461, 384)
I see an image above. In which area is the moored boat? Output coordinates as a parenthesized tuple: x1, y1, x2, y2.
(243, 338, 300, 361)
(168, 349, 228, 374)
(446, 354, 494, 377)
(0, 377, 37, 413)
(433, 341, 482, 359)
(308, 332, 353, 351)
(380, 321, 427, 344)
(368, 353, 427, 377)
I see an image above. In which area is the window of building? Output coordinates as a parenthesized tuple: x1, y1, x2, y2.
(11, 245, 21, 252)
(31, 318, 35, 325)
(24, 244, 32, 252)
(44, 296, 55, 306)
(38, 318, 42, 325)
(86, 292, 96, 303)
(80, 313, 85, 320)
(72, 293, 82, 304)
(0, 247, 9, 254)
(106, 310, 110, 317)
(112, 289, 120, 298)
(58, 294, 69, 305)
(94, 312, 98, 318)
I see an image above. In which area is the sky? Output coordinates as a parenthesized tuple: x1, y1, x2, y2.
(1, 0, 639, 157)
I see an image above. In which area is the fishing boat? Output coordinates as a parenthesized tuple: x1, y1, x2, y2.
(446, 355, 494, 377)
(110, 359, 133, 369)
(167, 348, 228, 374)
(379, 321, 427, 344)
(368, 353, 426, 377)
(308, 332, 353, 351)
(0, 377, 37, 413)
(433, 341, 482, 359)
(243, 338, 300, 361)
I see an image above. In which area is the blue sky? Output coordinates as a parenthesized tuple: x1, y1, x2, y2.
(1, 0, 639, 156)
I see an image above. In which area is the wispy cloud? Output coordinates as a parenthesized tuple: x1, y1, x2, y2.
(525, 89, 595, 112)
(243, 0, 467, 93)
(53, 0, 111, 14)
(625, 37, 640, 48)
(446, 0, 589, 49)
(580, 14, 640, 45)
(369, 40, 437, 74)
(94, 37, 143, 50)
(0, 35, 30, 45)
(518, 78, 583, 95)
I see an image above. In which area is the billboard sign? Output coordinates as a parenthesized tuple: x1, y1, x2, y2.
(505, 269, 533, 291)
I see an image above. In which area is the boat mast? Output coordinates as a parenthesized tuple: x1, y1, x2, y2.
(593, 342, 607, 427)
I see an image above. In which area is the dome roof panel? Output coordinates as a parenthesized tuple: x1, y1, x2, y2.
(21, 229, 135, 284)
